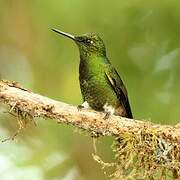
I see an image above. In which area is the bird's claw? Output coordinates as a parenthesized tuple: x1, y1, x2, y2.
(77, 101, 90, 111)
(77, 105, 84, 111)
(103, 112, 111, 120)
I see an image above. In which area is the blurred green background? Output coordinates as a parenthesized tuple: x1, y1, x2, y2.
(0, 0, 180, 179)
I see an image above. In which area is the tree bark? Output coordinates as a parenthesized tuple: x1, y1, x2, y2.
(0, 80, 179, 142)
(0, 80, 180, 179)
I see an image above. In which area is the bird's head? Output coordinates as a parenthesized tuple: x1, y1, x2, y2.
(52, 29, 106, 58)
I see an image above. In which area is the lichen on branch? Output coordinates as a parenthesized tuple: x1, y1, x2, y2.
(0, 80, 179, 179)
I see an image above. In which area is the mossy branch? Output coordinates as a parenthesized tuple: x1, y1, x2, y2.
(0, 80, 180, 179)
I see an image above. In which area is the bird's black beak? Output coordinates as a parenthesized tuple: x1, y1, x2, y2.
(52, 28, 76, 41)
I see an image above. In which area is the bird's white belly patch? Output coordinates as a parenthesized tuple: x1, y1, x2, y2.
(103, 103, 115, 115)
(81, 101, 90, 108)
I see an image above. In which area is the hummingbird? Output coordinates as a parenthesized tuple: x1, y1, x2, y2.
(52, 28, 133, 119)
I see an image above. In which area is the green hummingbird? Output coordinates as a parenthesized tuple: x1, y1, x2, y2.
(52, 28, 133, 119)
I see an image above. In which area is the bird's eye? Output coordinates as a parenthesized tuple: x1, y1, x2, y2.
(86, 39, 91, 43)
(85, 39, 93, 44)
(81, 38, 94, 45)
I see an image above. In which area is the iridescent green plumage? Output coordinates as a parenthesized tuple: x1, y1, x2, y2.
(52, 29, 133, 118)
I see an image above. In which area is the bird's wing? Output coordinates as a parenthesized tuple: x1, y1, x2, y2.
(105, 65, 133, 118)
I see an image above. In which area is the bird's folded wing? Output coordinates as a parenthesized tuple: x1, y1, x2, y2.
(105, 65, 133, 118)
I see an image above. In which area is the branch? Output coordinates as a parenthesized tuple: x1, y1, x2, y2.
(0, 80, 179, 140)
(0, 80, 180, 179)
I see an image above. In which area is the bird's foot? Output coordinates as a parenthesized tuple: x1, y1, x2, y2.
(103, 112, 111, 119)
(77, 104, 84, 110)
(103, 104, 115, 120)
(77, 101, 89, 111)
